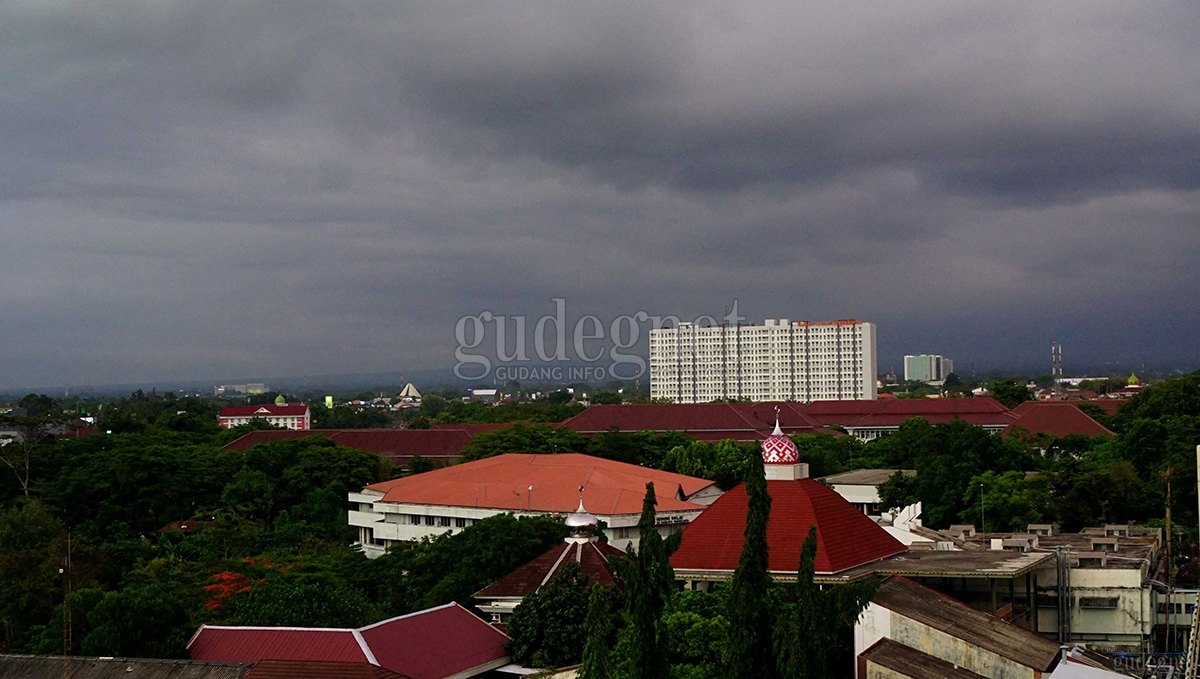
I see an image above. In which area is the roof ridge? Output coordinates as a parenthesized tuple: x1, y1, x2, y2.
(352, 629, 380, 666)
(356, 602, 457, 631)
(539, 543, 574, 589)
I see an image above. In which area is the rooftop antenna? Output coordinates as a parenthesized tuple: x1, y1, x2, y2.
(1052, 342, 1063, 400)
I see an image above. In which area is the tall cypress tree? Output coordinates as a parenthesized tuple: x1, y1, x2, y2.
(613, 482, 680, 679)
(578, 583, 619, 679)
(725, 449, 778, 679)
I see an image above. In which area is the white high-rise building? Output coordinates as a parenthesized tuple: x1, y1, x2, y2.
(649, 319, 877, 403)
(903, 354, 954, 383)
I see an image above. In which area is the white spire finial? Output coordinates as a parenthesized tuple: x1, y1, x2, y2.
(772, 405, 783, 436)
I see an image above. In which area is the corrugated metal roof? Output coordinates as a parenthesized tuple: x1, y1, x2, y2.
(189, 628, 370, 666)
(475, 540, 625, 599)
(859, 639, 989, 679)
(871, 577, 1061, 671)
(0, 655, 251, 679)
(1003, 402, 1114, 438)
(358, 604, 509, 679)
(245, 660, 413, 679)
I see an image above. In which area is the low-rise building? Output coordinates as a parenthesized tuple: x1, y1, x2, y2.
(218, 402, 310, 431)
(348, 453, 721, 557)
(820, 468, 915, 515)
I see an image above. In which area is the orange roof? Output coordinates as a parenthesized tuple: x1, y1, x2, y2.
(363, 453, 715, 516)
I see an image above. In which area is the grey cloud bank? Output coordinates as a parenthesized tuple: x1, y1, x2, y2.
(1, 2, 1198, 389)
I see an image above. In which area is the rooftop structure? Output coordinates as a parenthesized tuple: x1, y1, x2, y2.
(1002, 402, 1114, 439)
(0, 655, 252, 679)
(560, 402, 830, 441)
(188, 603, 508, 679)
(349, 453, 721, 556)
(671, 418, 905, 581)
(649, 318, 877, 403)
(819, 469, 916, 516)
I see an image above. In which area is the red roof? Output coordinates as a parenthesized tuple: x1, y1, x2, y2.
(802, 398, 1011, 426)
(220, 404, 310, 418)
(475, 539, 625, 599)
(560, 402, 822, 439)
(189, 627, 369, 665)
(358, 604, 510, 679)
(1003, 402, 1114, 438)
(190, 603, 508, 679)
(671, 479, 905, 575)
(223, 429, 475, 467)
(363, 453, 715, 516)
(247, 660, 413, 679)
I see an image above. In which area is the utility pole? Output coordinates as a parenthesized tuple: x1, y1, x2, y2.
(1183, 446, 1200, 678)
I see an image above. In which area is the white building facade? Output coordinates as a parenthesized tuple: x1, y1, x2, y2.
(649, 319, 877, 403)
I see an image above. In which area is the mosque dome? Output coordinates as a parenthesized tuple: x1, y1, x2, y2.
(565, 498, 599, 538)
(761, 420, 799, 465)
(275, 394, 286, 405)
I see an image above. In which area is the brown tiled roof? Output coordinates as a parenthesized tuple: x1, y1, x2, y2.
(477, 539, 628, 599)
(222, 429, 474, 467)
(476, 540, 625, 600)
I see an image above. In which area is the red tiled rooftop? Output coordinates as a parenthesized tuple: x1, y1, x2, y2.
(1003, 402, 1114, 438)
(560, 402, 821, 439)
(476, 539, 625, 599)
(363, 453, 715, 515)
(223, 429, 475, 466)
(190, 603, 508, 679)
(671, 479, 906, 575)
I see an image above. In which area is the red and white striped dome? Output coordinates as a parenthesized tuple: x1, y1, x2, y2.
(761, 421, 799, 465)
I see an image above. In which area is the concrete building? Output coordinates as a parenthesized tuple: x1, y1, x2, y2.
(348, 453, 721, 557)
(217, 402, 310, 430)
(904, 354, 954, 383)
(649, 319, 877, 403)
(819, 469, 916, 516)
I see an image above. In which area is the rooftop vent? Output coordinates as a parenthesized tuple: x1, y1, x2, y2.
(949, 524, 976, 538)
(1027, 524, 1054, 536)
(1001, 538, 1033, 552)
(1104, 524, 1129, 537)
(909, 540, 936, 551)
(1090, 536, 1118, 552)
(1077, 551, 1107, 568)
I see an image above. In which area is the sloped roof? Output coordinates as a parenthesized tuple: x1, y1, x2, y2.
(802, 398, 1012, 427)
(670, 479, 906, 575)
(189, 604, 508, 679)
(363, 453, 715, 515)
(0, 655, 251, 679)
(189, 628, 370, 666)
(246, 660, 412, 679)
(820, 469, 915, 486)
(476, 540, 625, 599)
(859, 639, 988, 679)
(871, 576, 1060, 671)
(219, 405, 310, 418)
(1003, 402, 1114, 438)
(357, 604, 510, 679)
(559, 402, 821, 439)
(222, 429, 474, 466)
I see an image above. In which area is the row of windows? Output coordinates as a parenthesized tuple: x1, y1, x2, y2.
(402, 514, 472, 528)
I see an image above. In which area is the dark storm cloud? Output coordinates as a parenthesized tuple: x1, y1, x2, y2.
(2, 1, 1199, 389)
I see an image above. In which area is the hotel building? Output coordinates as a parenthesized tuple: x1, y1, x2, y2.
(649, 318, 877, 403)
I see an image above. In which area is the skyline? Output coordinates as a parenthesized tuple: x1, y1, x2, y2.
(3, 3, 1199, 391)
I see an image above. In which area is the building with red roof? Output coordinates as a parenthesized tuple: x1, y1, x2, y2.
(671, 420, 905, 581)
(560, 402, 831, 441)
(475, 498, 624, 623)
(348, 453, 721, 557)
(218, 403, 311, 431)
(188, 603, 508, 679)
(1003, 401, 1115, 439)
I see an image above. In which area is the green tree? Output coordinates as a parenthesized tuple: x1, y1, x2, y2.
(506, 562, 593, 668)
(579, 583, 622, 679)
(612, 483, 681, 679)
(990, 380, 1032, 409)
(725, 451, 776, 679)
(230, 574, 378, 628)
(877, 471, 920, 512)
(80, 583, 192, 658)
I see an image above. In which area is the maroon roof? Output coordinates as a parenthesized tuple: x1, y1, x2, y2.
(476, 539, 625, 599)
(222, 429, 475, 467)
(846, 412, 1018, 428)
(802, 398, 1011, 427)
(247, 660, 413, 679)
(189, 604, 508, 679)
(559, 402, 821, 440)
(220, 404, 310, 417)
(1003, 402, 1114, 438)
(189, 628, 369, 665)
(671, 479, 906, 575)
(357, 604, 509, 679)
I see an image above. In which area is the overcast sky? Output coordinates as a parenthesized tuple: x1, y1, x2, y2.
(2, 2, 1198, 390)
